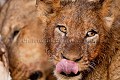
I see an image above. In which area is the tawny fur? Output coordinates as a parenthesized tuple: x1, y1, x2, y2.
(0, 0, 59, 80)
(45, 0, 120, 80)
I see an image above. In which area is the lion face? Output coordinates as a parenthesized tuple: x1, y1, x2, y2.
(47, 1, 110, 80)
(2, 18, 54, 80)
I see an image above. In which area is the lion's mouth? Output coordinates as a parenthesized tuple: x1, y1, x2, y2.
(55, 59, 80, 77)
(60, 71, 80, 77)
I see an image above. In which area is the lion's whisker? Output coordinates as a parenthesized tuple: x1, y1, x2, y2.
(89, 64, 95, 70)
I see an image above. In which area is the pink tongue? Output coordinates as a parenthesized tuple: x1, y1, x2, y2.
(55, 59, 78, 74)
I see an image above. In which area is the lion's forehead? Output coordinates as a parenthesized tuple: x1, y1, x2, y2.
(55, 9, 100, 34)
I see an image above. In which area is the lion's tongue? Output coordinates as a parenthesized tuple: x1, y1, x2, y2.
(56, 59, 78, 74)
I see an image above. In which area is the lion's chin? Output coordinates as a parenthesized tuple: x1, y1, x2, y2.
(54, 70, 82, 80)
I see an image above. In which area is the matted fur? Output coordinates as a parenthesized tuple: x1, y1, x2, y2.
(45, 0, 120, 80)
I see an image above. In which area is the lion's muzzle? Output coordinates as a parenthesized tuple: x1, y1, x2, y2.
(55, 59, 80, 77)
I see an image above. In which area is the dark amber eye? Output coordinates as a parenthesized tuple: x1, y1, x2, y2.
(56, 25, 67, 33)
(86, 30, 97, 37)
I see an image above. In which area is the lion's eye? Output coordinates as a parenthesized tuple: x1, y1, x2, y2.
(86, 30, 97, 37)
(56, 25, 67, 33)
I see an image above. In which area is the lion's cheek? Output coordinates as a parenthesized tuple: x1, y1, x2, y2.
(89, 46, 101, 60)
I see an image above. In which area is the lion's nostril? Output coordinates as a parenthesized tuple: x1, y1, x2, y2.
(61, 53, 83, 62)
(75, 56, 83, 62)
(29, 71, 43, 80)
(61, 53, 69, 60)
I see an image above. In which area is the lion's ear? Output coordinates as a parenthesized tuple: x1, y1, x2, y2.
(102, 0, 120, 29)
(104, 16, 114, 28)
(36, 0, 61, 11)
(90, 0, 114, 28)
(100, 0, 114, 29)
(35, 0, 61, 22)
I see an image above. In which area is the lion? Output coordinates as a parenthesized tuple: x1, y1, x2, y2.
(0, 0, 61, 79)
(45, 0, 120, 80)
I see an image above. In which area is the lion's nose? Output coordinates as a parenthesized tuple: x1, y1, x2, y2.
(29, 71, 43, 80)
(61, 53, 83, 62)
